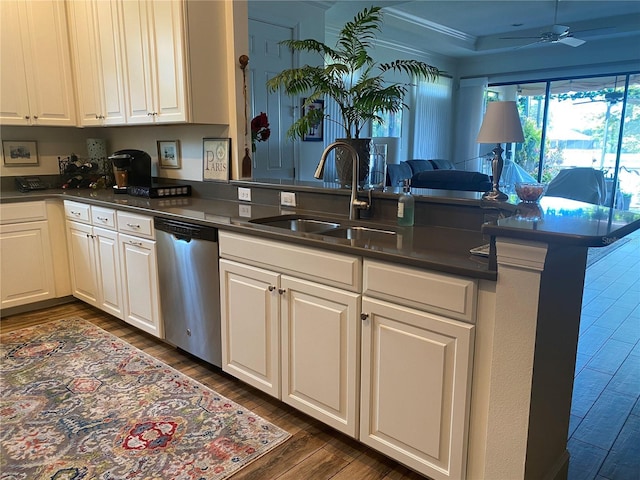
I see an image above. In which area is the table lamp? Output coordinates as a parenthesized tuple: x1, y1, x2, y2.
(477, 101, 525, 200)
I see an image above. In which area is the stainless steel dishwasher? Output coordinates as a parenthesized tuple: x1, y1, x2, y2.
(154, 218, 221, 367)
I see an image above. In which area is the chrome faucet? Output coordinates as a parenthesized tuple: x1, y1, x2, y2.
(314, 141, 370, 220)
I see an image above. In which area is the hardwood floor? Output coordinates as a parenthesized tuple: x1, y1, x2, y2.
(0, 302, 426, 480)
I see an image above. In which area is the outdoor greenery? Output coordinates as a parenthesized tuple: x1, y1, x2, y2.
(266, 6, 439, 140)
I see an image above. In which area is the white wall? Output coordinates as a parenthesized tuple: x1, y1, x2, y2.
(0, 124, 228, 182)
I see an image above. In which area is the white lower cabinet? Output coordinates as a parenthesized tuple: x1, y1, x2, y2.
(119, 233, 162, 338)
(63, 201, 161, 338)
(360, 297, 474, 480)
(65, 202, 123, 318)
(219, 259, 280, 396)
(0, 209, 55, 309)
(219, 232, 362, 437)
(66, 220, 99, 306)
(220, 232, 477, 478)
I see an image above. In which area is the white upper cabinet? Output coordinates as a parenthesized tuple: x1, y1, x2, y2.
(120, 0, 185, 124)
(67, 0, 127, 126)
(68, 0, 229, 126)
(0, 0, 76, 126)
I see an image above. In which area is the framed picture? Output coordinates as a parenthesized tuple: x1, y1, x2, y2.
(203, 138, 230, 182)
(302, 98, 324, 141)
(2, 140, 39, 166)
(157, 140, 181, 169)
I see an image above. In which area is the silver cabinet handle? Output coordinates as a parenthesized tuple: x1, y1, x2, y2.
(360, 313, 369, 321)
(268, 285, 276, 292)
(70, 211, 81, 216)
(126, 223, 140, 229)
(128, 240, 143, 246)
(96, 216, 108, 222)
(278, 288, 286, 295)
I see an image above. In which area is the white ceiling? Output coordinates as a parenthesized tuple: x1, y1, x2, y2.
(322, 0, 640, 57)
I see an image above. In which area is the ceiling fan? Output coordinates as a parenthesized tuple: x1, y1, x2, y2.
(501, 0, 586, 48)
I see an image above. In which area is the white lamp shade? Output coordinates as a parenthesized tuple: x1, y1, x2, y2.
(477, 101, 525, 144)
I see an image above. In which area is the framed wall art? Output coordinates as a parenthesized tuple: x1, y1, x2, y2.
(2, 140, 39, 166)
(157, 140, 181, 169)
(302, 98, 324, 141)
(203, 138, 230, 182)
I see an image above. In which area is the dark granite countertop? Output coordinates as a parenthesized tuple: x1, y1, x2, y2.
(3, 188, 639, 281)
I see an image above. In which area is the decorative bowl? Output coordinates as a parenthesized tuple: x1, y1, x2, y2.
(515, 182, 546, 203)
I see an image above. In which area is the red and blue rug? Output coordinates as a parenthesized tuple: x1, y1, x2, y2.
(0, 318, 290, 479)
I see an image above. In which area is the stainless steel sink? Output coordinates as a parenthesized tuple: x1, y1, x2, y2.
(322, 225, 397, 241)
(249, 215, 341, 233)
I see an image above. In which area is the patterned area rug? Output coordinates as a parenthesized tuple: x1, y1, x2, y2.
(0, 318, 290, 479)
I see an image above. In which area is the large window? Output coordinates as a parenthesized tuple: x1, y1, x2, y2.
(490, 73, 640, 212)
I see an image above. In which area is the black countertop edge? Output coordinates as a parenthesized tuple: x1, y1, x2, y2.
(4, 189, 640, 276)
(1, 189, 497, 281)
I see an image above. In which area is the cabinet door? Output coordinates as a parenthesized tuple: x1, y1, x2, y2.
(0, 1, 30, 125)
(66, 221, 99, 307)
(0, 221, 55, 309)
(119, 233, 162, 338)
(281, 275, 361, 437)
(360, 297, 474, 480)
(67, 0, 126, 126)
(120, 0, 155, 124)
(94, 227, 123, 319)
(4, 0, 77, 126)
(219, 259, 280, 398)
(148, 0, 186, 123)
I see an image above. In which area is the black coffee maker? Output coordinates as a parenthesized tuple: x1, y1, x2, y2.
(108, 149, 152, 194)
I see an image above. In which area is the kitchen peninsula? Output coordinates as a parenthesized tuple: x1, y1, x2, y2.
(1, 185, 639, 480)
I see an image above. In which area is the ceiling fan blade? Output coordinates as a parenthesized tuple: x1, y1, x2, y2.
(499, 35, 542, 40)
(558, 36, 586, 47)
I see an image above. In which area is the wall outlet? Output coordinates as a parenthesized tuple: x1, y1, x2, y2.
(280, 191, 297, 207)
(238, 204, 252, 217)
(238, 187, 252, 202)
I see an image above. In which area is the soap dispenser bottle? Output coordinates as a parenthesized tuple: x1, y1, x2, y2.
(397, 179, 415, 226)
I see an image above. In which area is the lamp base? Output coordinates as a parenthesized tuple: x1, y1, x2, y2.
(482, 188, 508, 201)
(482, 143, 508, 201)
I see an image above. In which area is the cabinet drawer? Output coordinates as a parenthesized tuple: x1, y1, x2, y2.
(1, 201, 47, 224)
(117, 211, 154, 239)
(91, 206, 117, 229)
(64, 200, 91, 223)
(363, 259, 477, 322)
(219, 231, 361, 292)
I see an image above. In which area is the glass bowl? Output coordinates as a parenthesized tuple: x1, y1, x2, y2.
(515, 182, 546, 203)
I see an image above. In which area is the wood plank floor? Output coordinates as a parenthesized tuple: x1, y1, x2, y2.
(0, 301, 427, 480)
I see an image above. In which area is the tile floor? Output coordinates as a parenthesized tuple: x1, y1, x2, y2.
(568, 229, 640, 480)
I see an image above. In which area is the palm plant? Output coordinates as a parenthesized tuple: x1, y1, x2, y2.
(266, 6, 440, 140)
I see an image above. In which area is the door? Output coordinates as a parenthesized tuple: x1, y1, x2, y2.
(18, 0, 76, 126)
(120, 0, 155, 124)
(360, 297, 474, 480)
(67, 0, 127, 126)
(0, 221, 55, 308)
(148, 0, 186, 123)
(280, 275, 361, 437)
(94, 227, 123, 319)
(119, 233, 162, 337)
(248, 19, 295, 180)
(219, 259, 280, 397)
(66, 221, 99, 307)
(0, 1, 30, 125)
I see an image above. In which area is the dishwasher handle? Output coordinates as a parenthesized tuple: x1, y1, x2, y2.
(154, 217, 218, 242)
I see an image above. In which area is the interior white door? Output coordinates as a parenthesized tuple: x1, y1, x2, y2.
(248, 19, 295, 180)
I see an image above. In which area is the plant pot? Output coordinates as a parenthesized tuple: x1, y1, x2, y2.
(334, 138, 372, 187)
